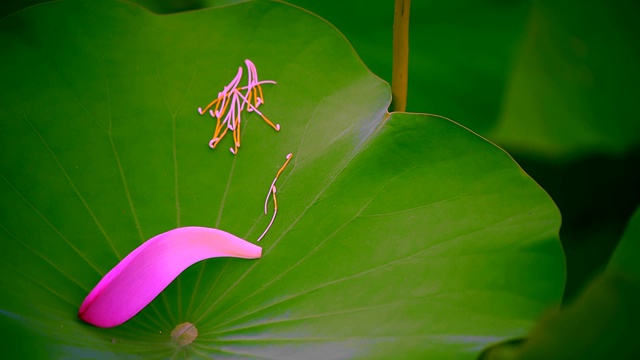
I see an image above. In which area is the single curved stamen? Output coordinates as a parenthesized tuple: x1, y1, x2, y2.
(259, 153, 293, 241)
(257, 186, 277, 242)
(263, 152, 292, 211)
(238, 80, 277, 89)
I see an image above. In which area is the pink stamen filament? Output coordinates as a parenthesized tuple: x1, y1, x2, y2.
(258, 153, 293, 241)
(233, 89, 280, 131)
(257, 186, 278, 242)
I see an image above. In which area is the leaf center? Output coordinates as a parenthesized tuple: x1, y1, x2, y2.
(171, 322, 198, 346)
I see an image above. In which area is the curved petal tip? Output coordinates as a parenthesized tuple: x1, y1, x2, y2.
(78, 226, 261, 328)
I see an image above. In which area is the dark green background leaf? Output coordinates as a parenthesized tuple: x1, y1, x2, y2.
(1, 0, 564, 358)
(482, 207, 640, 360)
(490, 0, 640, 158)
(261, 0, 530, 135)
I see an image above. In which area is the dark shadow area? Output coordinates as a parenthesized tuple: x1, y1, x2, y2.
(510, 146, 640, 303)
(478, 337, 525, 360)
(0, 0, 206, 19)
(131, 0, 206, 14)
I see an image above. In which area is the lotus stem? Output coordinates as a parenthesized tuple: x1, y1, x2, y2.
(391, 0, 411, 112)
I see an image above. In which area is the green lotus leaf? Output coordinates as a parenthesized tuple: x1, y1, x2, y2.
(489, 0, 640, 158)
(0, 0, 564, 358)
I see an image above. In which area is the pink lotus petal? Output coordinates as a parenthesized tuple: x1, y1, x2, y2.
(78, 226, 261, 328)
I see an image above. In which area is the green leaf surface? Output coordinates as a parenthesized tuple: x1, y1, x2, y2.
(483, 207, 640, 360)
(489, 0, 640, 158)
(0, 0, 564, 358)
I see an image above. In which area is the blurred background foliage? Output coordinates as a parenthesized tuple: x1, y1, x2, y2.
(480, 206, 640, 360)
(2, 0, 639, 321)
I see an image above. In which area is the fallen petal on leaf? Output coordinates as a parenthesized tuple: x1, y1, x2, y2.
(78, 226, 262, 328)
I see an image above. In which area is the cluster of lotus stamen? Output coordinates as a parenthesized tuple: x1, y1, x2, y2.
(197, 59, 278, 154)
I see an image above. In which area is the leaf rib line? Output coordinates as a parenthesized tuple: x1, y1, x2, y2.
(359, 195, 461, 218)
(192, 258, 244, 324)
(185, 261, 208, 317)
(160, 281, 178, 327)
(204, 164, 415, 328)
(173, 114, 181, 227)
(210, 333, 501, 343)
(0, 283, 72, 319)
(38, 59, 109, 134)
(208, 244, 432, 331)
(155, 59, 176, 117)
(208, 336, 343, 343)
(192, 343, 272, 359)
(142, 300, 174, 330)
(108, 136, 145, 243)
(1, 175, 103, 275)
(129, 314, 169, 334)
(196, 111, 386, 327)
(19, 106, 122, 259)
(169, 65, 198, 227)
(215, 158, 237, 228)
(191, 104, 252, 321)
(0, 224, 90, 292)
(205, 194, 376, 327)
(294, 104, 319, 167)
(103, 56, 113, 135)
(2, 260, 77, 308)
(202, 299, 417, 338)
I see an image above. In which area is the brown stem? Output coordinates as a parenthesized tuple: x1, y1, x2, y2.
(391, 0, 411, 112)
